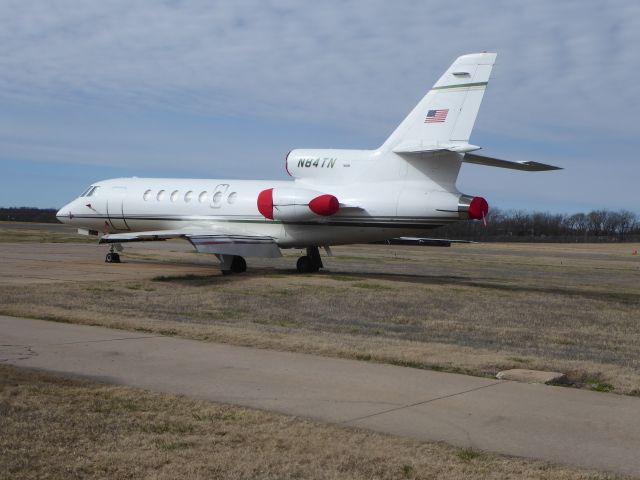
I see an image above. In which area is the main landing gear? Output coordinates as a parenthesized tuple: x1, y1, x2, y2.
(218, 248, 324, 275)
(105, 244, 122, 263)
(219, 255, 247, 275)
(296, 246, 323, 273)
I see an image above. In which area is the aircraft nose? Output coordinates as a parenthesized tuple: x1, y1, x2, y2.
(56, 203, 73, 224)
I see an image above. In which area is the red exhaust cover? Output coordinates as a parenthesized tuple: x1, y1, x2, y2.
(257, 188, 274, 219)
(468, 196, 489, 220)
(309, 194, 339, 216)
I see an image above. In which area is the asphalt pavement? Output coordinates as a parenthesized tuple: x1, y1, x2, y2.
(1, 315, 639, 477)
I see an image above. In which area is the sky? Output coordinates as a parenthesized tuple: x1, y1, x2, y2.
(0, 0, 638, 213)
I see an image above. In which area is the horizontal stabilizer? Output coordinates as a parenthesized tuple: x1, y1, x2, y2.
(393, 142, 481, 154)
(463, 153, 562, 171)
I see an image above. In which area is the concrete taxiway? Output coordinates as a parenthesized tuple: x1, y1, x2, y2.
(1, 315, 639, 476)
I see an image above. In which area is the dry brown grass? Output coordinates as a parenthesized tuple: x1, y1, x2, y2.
(0, 224, 95, 244)
(1, 225, 640, 395)
(0, 364, 623, 480)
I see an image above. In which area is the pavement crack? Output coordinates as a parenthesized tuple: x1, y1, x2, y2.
(49, 335, 166, 346)
(0, 344, 38, 362)
(340, 381, 502, 425)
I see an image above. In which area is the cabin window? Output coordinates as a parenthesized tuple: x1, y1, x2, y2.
(198, 191, 208, 203)
(212, 191, 223, 204)
(184, 191, 193, 202)
(143, 189, 152, 201)
(170, 190, 179, 202)
(157, 190, 165, 201)
(227, 192, 237, 204)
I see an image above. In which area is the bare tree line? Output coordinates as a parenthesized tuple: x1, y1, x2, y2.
(1, 207, 58, 223)
(432, 208, 640, 242)
(2, 207, 639, 242)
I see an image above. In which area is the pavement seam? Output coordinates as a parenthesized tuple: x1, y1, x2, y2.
(50, 335, 167, 346)
(340, 381, 503, 425)
(2, 336, 166, 347)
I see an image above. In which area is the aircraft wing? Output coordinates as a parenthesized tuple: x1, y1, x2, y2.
(99, 229, 282, 258)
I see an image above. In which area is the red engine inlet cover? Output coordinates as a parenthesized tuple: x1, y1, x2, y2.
(468, 196, 489, 220)
(257, 188, 274, 220)
(308, 194, 340, 216)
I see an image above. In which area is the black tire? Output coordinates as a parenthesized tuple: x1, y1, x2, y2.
(113, 253, 121, 263)
(297, 256, 318, 273)
(105, 252, 114, 263)
(296, 256, 310, 273)
(230, 256, 247, 274)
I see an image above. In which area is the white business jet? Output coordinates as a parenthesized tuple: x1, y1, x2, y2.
(56, 53, 560, 274)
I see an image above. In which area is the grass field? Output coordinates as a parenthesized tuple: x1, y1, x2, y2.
(1, 224, 640, 396)
(0, 223, 96, 244)
(0, 364, 623, 479)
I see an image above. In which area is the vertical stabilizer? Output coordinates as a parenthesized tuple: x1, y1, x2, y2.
(380, 53, 497, 154)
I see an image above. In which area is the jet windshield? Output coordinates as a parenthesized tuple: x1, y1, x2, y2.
(79, 186, 100, 197)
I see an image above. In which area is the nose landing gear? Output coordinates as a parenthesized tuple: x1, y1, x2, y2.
(105, 244, 122, 263)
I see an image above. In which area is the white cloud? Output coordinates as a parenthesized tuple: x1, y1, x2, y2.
(0, 0, 638, 211)
(1, 0, 637, 137)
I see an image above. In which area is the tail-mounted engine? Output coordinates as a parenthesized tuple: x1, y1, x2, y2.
(257, 187, 340, 221)
(458, 194, 489, 221)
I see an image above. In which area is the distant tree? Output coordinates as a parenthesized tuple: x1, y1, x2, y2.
(587, 209, 608, 237)
(0, 207, 58, 223)
(565, 213, 587, 233)
(613, 210, 637, 240)
(430, 208, 640, 243)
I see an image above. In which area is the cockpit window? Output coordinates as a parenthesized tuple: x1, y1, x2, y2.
(80, 186, 98, 197)
(85, 186, 100, 197)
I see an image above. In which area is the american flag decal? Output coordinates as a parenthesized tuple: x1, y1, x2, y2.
(424, 109, 449, 123)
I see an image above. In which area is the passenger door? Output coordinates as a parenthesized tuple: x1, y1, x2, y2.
(107, 186, 130, 231)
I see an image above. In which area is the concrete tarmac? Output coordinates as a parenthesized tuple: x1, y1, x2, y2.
(1, 315, 639, 477)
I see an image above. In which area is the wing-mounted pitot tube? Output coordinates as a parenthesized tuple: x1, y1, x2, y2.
(257, 188, 340, 221)
(458, 194, 489, 221)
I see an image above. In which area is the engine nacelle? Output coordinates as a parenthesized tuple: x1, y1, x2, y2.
(257, 187, 340, 221)
(458, 194, 489, 220)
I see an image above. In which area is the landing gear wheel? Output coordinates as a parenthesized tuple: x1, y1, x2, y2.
(296, 256, 314, 273)
(307, 246, 323, 270)
(230, 256, 247, 274)
(296, 255, 320, 273)
(105, 252, 120, 263)
(296, 246, 323, 273)
(296, 247, 324, 273)
(219, 255, 246, 275)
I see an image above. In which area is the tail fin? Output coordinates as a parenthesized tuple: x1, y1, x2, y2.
(380, 53, 496, 154)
